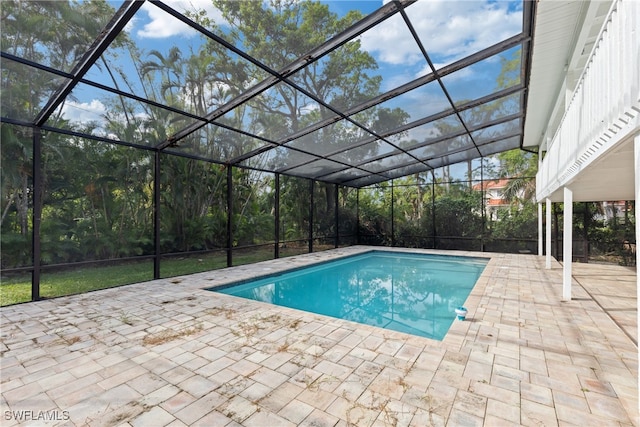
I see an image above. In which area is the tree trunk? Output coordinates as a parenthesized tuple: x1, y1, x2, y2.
(19, 171, 28, 236)
(325, 184, 335, 219)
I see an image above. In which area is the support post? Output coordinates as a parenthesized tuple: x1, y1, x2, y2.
(153, 151, 161, 279)
(554, 203, 560, 261)
(583, 202, 589, 263)
(390, 181, 395, 247)
(356, 189, 360, 245)
(309, 180, 314, 253)
(635, 135, 640, 332)
(227, 166, 233, 267)
(546, 198, 552, 269)
(480, 158, 485, 251)
(335, 184, 339, 248)
(32, 129, 42, 301)
(562, 187, 573, 301)
(538, 202, 543, 256)
(275, 173, 280, 259)
(431, 170, 437, 249)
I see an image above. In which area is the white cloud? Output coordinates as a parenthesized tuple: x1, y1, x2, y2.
(360, 0, 522, 66)
(359, 13, 423, 65)
(381, 69, 419, 91)
(60, 100, 156, 140)
(137, 2, 196, 38)
(61, 99, 107, 124)
(299, 103, 319, 115)
(123, 15, 136, 34)
(137, 0, 227, 39)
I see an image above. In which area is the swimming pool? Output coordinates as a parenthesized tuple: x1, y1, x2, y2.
(211, 251, 487, 340)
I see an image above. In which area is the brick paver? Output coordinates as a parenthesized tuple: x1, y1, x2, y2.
(1, 246, 637, 425)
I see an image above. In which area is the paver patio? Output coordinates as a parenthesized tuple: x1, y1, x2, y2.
(1, 246, 638, 426)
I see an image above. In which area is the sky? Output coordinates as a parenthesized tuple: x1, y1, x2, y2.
(130, 0, 521, 63)
(62, 0, 523, 140)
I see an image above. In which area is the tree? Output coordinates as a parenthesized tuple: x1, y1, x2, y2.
(1, 0, 124, 267)
(279, 175, 311, 243)
(495, 149, 537, 202)
(190, 0, 410, 232)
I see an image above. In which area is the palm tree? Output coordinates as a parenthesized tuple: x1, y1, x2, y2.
(496, 149, 537, 204)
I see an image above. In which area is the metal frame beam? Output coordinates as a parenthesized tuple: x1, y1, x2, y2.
(34, 1, 144, 126)
(154, 0, 414, 149)
(273, 87, 525, 181)
(520, 0, 537, 153)
(275, 173, 281, 258)
(335, 184, 339, 248)
(154, 151, 161, 279)
(227, 167, 233, 267)
(1, 0, 536, 190)
(309, 180, 314, 253)
(225, 34, 527, 177)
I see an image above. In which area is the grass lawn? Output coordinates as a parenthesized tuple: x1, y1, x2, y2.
(0, 245, 317, 306)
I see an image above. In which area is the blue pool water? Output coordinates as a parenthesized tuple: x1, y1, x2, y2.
(211, 251, 487, 340)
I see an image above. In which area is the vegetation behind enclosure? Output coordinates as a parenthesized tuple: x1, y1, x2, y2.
(3, 135, 636, 306)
